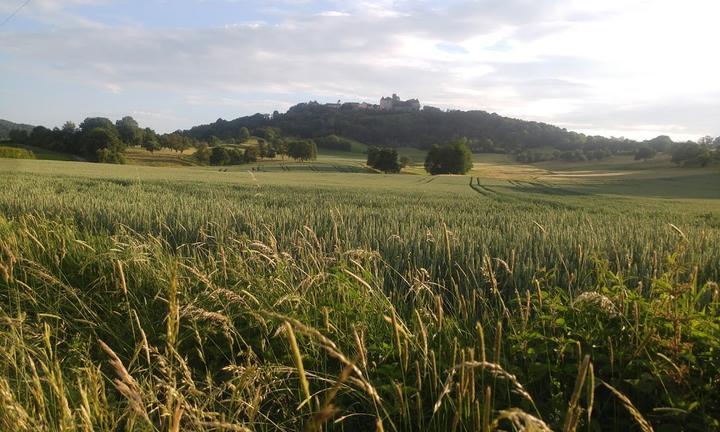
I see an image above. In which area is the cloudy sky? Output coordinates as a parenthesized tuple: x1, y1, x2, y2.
(1, 0, 718, 140)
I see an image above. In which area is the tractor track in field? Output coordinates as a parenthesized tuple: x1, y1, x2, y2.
(469, 177, 579, 209)
(468, 177, 499, 198)
(516, 180, 590, 197)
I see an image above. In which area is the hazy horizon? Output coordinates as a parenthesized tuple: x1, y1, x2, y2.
(1, 0, 718, 141)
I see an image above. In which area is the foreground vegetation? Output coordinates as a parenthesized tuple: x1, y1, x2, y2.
(0, 160, 718, 431)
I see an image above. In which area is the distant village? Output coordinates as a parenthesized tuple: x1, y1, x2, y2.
(322, 94, 422, 113)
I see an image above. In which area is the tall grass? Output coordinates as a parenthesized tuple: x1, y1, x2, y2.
(0, 171, 718, 431)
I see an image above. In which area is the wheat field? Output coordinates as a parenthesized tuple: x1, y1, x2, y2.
(0, 159, 718, 431)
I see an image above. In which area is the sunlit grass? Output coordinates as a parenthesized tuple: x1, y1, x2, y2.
(0, 159, 718, 431)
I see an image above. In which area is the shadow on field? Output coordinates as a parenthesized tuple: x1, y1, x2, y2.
(571, 173, 720, 200)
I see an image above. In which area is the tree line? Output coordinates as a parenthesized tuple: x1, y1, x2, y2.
(515, 134, 720, 166)
(368, 134, 720, 175)
(6, 115, 322, 166)
(8, 116, 195, 163)
(631, 135, 720, 166)
(195, 138, 318, 166)
(668, 136, 720, 166)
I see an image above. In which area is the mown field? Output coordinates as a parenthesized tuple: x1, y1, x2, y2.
(0, 156, 718, 431)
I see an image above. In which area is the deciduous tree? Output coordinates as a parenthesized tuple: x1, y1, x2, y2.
(210, 146, 231, 166)
(81, 127, 124, 162)
(244, 146, 259, 163)
(367, 147, 401, 173)
(424, 138, 473, 175)
(239, 127, 250, 142)
(287, 139, 317, 161)
(115, 116, 143, 146)
(141, 128, 161, 153)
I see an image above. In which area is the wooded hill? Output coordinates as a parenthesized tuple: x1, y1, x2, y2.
(184, 101, 642, 155)
(0, 119, 34, 140)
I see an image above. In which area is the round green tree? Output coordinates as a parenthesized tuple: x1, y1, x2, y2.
(424, 138, 473, 175)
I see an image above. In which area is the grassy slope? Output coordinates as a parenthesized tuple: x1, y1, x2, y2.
(536, 153, 673, 171)
(1, 141, 81, 161)
(534, 154, 720, 199)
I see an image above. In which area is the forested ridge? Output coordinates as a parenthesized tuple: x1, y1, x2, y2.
(0, 119, 34, 139)
(185, 101, 639, 154)
(184, 101, 720, 165)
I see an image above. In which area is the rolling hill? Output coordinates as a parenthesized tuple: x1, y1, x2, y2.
(0, 119, 34, 140)
(184, 100, 642, 155)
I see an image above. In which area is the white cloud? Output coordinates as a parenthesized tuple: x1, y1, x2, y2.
(317, 10, 350, 17)
(0, 0, 718, 139)
(104, 83, 122, 94)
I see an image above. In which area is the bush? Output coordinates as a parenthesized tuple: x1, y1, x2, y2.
(96, 148, 125, 164)
(210, 146, 231, 166)
(0, 146, 35, 159)
(228, 148, 245, 165)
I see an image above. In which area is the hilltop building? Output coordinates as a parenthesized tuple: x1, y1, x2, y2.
(379, 94, 421, 112)
(341, 102, 375, 111)
(324, 100, 342, 110)
(322, 94, 421, 112)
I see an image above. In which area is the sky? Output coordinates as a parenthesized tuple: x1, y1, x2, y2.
(0, 0, 718, 141)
